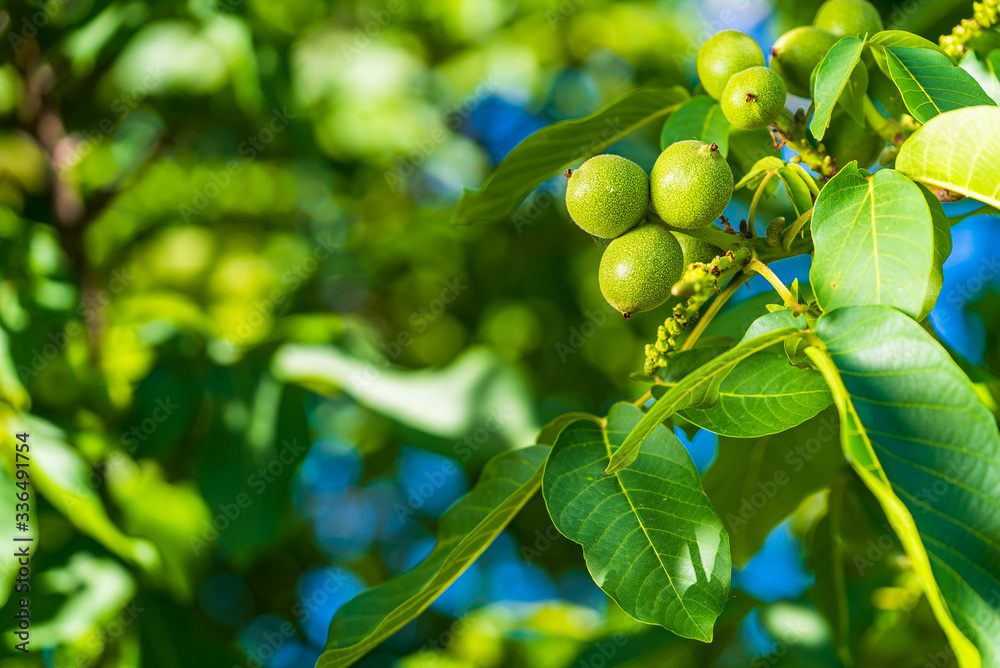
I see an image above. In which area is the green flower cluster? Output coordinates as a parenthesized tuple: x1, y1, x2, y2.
(643, 246, 752, 375)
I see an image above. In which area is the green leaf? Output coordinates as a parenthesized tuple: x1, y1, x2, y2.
(679, 354, 832, 438)
(734, 156, 785, 190)
(542, 402, 729, 641)
(703, 407, 844, 565)
(607, 325, 806, 474)
(897, 105, 1000, 208)
(810, 164, 934, 318)
(318, 446, 549, 667)
(0, 464, 36, 607)
(918, 183, 953, 318)
(867, 30, 957, 65)
(0, 414, 158, 572)
(809, 306, 1000, 668)
(811, 36, 868, 138)
(659, 95, 731, 156)
(272, 346, 539, 452)
(880, 46, 995, 123)
(960, 50, 1000, 103)
(451, 87, 689, 226)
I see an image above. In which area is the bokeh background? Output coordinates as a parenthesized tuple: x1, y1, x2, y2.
(0, 0, 997, 666)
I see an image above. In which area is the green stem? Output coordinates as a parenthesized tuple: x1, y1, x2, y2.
(679, 272, 750, 352)
(647, 211, 743, 250)
(746, 258, 802, 313)
(747, 172, 775, 237)
(863, 96, 904, 147)
(774, 108, 836, 179)
(782, 207, 814, 251)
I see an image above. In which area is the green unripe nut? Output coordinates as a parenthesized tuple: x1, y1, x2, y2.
(769, 26, 837, 97)
(650, 140, 734, 229)
(720, 66, 787, 131)
(599, 222, 684, 317)
(565, 154, 650, 239)
(813, 0, 883, 38)
(696, 30, 766, 100)
(822, 109, 884, 168)
(672, 231, 721, 266)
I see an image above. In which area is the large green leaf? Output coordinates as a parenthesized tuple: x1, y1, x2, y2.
(703, 408, 843, 565)
(659, 95, 731, 156)
(318, 446, 549, 667)
(809, 306, 1000, 668)
(918, 183, 953, 318)
(880, 46, 995, 123)
(810, 164, 933, 319)
(811, 36, 867, 137)
(897, 106, 1000, 208)
(961, 50, 1000, 104)
(451, 87, 688, 226)
(679, 353, 832, 438)
(608, 325, 806, 474)
(543, 402, 729, 641)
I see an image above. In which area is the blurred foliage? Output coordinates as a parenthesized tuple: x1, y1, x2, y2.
(0, 0, 990, 666)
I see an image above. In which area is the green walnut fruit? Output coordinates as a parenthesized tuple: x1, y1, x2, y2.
(565, 154, 649, 239)
(769, 26, 837, 97)
(599, 222, 684, 316)
(696, 30, 766, 100)
(813, 0, 883, 38)
(822, 109, 884, 168)
(673, 232, 721, 266)
(651, 140, 733, 230)
(720, 66, 787, 131)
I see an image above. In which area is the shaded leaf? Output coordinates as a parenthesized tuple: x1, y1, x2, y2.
(810, 306, 1000, 668)
(452, 87, 689, 226)
(811, 36, 868, 137)
(881, 46, 995, 123)
(810, 164, 933, 318)
(318, 446, 549, 667)
(660, 95, 731, 156)
(543, 402, 729, 641)
(897, 105, 1000, 208)
(704, 407, 843, 565)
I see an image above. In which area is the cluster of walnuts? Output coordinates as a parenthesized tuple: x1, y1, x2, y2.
(564, 0, 887, 319)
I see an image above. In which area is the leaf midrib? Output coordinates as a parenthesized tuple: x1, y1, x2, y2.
(600, 426, 706, 640)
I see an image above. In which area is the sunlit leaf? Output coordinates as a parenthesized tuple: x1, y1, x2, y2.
(897, 105, 1000, 208)
(543, 403, 729, 641)
(880, 46, 994, 123)
(811, 36, 868, 137)
(810, 164, 934, 318)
